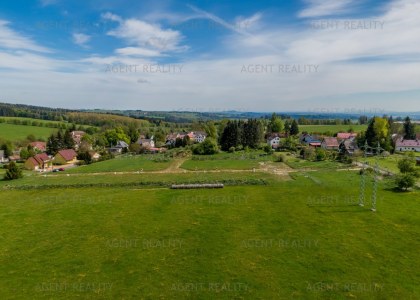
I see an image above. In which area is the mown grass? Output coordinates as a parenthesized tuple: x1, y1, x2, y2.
(0, 123, 57, 141)
(67, 155, 173, 173)
(0, 170, 418, 299)
(181, 152, 274, 170)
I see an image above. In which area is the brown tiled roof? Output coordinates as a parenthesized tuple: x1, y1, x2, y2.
(34, 153, 50, 164)
(27, 157, 39, 167)
(29, 141, 47, 151)
(57, 149, 77, 161)
(323, 137, 339, 147)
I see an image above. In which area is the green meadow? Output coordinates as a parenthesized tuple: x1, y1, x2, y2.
(67, 155, 173, 174)
(299, 124, 367, 134)
(0, 123, 57, 141)
(0, 162, 419, 299)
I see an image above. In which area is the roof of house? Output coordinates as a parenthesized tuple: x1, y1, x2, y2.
(34, 153, 50, 164)
(309, 142, 321, 146)
(71, 131, 86, 136)
(322, 137, 340, 147)
(26, 157, 39, 166)
(395, 139, 420, 147)
(341, 139, 358, 150)
(29, 141, 47, 151)
(337, 132, 357, 139)
(57, 149, 77, 161)
(115, 141, 129, 148)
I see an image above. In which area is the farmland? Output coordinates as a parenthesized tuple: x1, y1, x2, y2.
(0, 123, 58, 141)
(0, 158, 419, 299)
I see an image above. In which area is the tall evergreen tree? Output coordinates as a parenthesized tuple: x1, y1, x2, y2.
(290, 120, 299, 136)
(403, 116, 416, 139)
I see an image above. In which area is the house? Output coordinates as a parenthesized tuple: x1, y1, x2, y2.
(29, 141, 47, 152)
(299, 133, 321, 145)
(339, 139, 359, 156)
(54, 149, 78, 165)
(416, 157, 420, 166)
(395, 139, 420, 152)
(267, 134, 281, 149)
(0, 150, 7, 163)
(192, 131, 207, 143)
(108, 141, 129, 154)
(137, 136, 155, 149)
(89, 151, 101, 161)
(165, 133, 180, 146)
(321, 137, 340, 150)
(337, 132, 357, 140)
(8, 154, 21, 162)
(24, 153, 51, 171)
(309, 142, 321, 148)
(71, 131, 86, 149)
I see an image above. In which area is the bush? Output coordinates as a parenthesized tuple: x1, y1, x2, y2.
(4, 162, 23, 181)
(192, 138, 219, 155)
(395, 173, 416, 191)
(228, 147, 235, 153)
(275, 154, 286, 162)
(315, 148, 327, 161)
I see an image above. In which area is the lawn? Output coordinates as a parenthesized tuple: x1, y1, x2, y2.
(181, 152, 274, 170)
(0, 123, 57, 141)
(299, 124, 367, 134)
(67, 155, 173, 173)
(0, 170, 418, 299)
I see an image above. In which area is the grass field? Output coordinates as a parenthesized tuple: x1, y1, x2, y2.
(67, 155, 173, 174)
(0, 168, 418, 299)
(181, 152, 273, 170)
(299, 124, 367, 134)
(0, 123, 57, 141)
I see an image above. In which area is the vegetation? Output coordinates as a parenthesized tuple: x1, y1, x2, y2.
(3, 162, 23, 180)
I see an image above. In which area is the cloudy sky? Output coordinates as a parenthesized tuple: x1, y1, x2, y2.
(0, 0, 419, 112)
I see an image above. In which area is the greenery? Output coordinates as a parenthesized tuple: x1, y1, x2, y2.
(3, 161, 23, 180)
(0, 169, 418, 298)
(192, 138, 219, 155)
(0, 123, 58, 141)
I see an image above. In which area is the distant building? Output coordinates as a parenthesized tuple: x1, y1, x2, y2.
(192, 131, 207, 143)
(395, 139, 420, 152)
(108, 141, 129, 154)
(137, 136, 155, 149)
(321, 137, 340, 150)
(0, 150, 6, 163)
(71, 131, 86, 149)
(25, 153, 51, 171)
(29, 141, 47, 152)
(339, 139, 359, 156)
(300, 134, 321, 145)
(54, 149, 78, 165)
(267, 134, 281, 149)
(336, 132, 357, 140)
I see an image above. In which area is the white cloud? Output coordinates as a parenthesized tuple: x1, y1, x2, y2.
(0, 20, 51, 53)
(299, 0, 355, 18)
(72, 33, 91, 48)
(102, 12, 187, 56)
(40, 0, 57, 7)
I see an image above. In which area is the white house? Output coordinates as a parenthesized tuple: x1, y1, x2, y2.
(395, 139, 420, 152)
(267, 134, 281, 149)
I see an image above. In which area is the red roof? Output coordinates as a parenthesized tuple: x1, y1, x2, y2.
(27, 157, 39, 167)
(323, 137, 339, 147)
(30, 141, 46, 151)
(34, 153, 50, 164)
(396, 139, 420, 147)
(337, 133, 357, 139)
(57, 149, 77, 161)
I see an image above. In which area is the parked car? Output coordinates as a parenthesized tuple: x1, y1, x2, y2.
(59, 168, 65, 171)
(52, 169, 59, 173)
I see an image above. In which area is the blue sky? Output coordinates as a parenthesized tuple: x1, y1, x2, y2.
(0, 0, 419, 112)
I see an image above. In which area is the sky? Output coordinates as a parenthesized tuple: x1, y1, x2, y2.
(0, 0, 419, 112)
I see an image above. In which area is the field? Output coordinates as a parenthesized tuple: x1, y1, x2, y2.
(299, 124, 367, 134)
(67, 155, 173, 174)
(0, 123, 57, 141)
(0, 157, 419, 299)
(181, 152, 274, 171)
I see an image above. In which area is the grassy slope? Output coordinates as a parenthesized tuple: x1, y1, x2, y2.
(299, 124, 367, 134)
(181, 153, 273, 171)
(0, 123, 57, 141)
(0, 170, 418, 299)
(67, 155, 172, 173)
